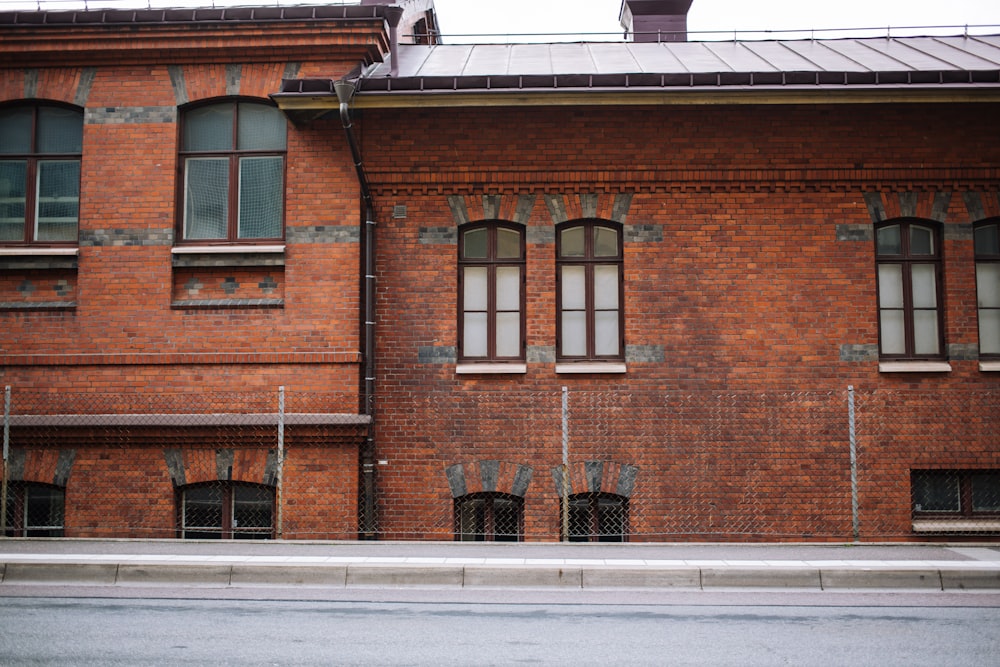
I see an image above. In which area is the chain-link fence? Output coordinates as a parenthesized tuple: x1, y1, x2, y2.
(2, 385, 998, 541)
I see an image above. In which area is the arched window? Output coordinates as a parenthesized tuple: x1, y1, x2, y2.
(0, 103, 83, 245)
(454, 492, 523, 541)
(567, 492, 628, 542)
(4, 481, 65, 537)
(875, 219, 943, 359)
(178, 100, 286, 243)
(177, 482, 274, 539)
(458, 221, 525, 362)
(974, 220, 1000, 358)
(556, 220, 624, 361)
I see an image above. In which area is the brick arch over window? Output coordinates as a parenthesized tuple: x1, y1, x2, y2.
(444, 460, 533, 499)
(550, 460, 639, 499)
(4, 447, 76, 488)
(163, 448, 278, 488)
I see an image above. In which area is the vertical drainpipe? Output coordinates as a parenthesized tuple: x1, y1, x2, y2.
(336, 5, 404, 540)
(335, 79, 377, 539)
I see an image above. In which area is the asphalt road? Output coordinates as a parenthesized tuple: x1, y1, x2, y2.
(2, 594, 998, 666)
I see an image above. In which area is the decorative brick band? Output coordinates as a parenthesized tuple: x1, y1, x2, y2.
(286, 225, 358, 244)
(418, 226, 457, 245)
(80, 228, 173, 247)
(0, 351, 361, 366)
(85, 106, 177, 125)
(839, 344, 879, 362)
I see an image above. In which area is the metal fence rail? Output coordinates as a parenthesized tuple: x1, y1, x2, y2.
(2, 385, 998, 541)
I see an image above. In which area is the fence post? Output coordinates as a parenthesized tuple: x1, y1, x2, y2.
(848, 385, 859, 541)
(2, 385, 10, 536)
(276, 385, 285, 539)
(561, 386, 569, 542)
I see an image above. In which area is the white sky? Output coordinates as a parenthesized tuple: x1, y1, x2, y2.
(430, 0, 1000, 41)
(1, 0, 998, 41)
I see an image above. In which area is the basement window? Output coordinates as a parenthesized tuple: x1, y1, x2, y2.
(912, 470, 1000, 534)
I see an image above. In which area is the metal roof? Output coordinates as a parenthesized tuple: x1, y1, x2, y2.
(356, 35, 1000, 93)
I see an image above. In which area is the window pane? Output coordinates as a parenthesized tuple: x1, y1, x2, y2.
(35, 159, 79, 241)
(597, 496, 626, 542)
(458, 497, 486, 541)
(463, 227, 487, 259)
(975, 224, 999, 256)
(594, 264, 618, 309)
(561, 311, 586, 356)
(183, 486, 223, 536)
(595, 310, 620, 356)
(913, 472, 959, 512)
(463, 312, 488, 357)
(496, 312, 520, 357)
(0, 107, 33, 154)
(25, 486, 64, 534)
(913, 309, 940, 355)
(496, 266, 520, 311)
(560, 226, 585, 257)
(978, 309, 1000, 355)
(910, 264, 937, 309)
(0, 160, 27, 240)
(493, 496, 521, 541)
(37, 107, 83, 154)
(567, 496, 591, 542)
(184, 158, 228, 239)
(184, 104, 233, 151)
(233, 485, 273, 536)
(977, 263, 1000, 308)
(561, 265, 586, 310)
(878, 264, 903, 308)
(879, 310, 905, 355)
(972, 472, 1000, 512)
(463, 266, 487, 311)
(876, 224, 901, 255)
(594, 226, 618, 257)
(237, 103, 286, 151)
(910, 225, 934, 255)
(238, 156, 283, 239)
(496, 227, 520, 259)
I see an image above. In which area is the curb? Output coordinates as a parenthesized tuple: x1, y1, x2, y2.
(3, 561, 1000, 591)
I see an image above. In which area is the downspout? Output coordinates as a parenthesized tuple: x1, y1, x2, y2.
(334, 78, 378, 539)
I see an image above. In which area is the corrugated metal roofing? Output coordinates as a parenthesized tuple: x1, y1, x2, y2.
(366, 35, 1000, 81)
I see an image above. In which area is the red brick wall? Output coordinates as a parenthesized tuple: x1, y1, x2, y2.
(361, 102, 1000, 541)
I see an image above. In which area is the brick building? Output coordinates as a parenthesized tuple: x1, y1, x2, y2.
(2, 1, 998, 541)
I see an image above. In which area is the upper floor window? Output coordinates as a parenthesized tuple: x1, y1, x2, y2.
(0, 104, 83, 245)
(458, 221, 525, 362)
(875, 219, 943, 359)
(179, 101, 286, 243)
(975, 221, 1000, 359)
(557, 220, 624, 361)
(4, 481, 65, 537)
(177, 481, 274, 539)
(454, 492, 523, 542)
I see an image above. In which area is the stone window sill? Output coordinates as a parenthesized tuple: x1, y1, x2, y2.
(172, 245, 285, 255)
(979, 361, 1000, 372)
(556, 362, 627, 374)
(0, 247, 79, 256)
(456, 363, 527, 375)
(912, 519, 1000, 533)
(878, 361, 952, 373)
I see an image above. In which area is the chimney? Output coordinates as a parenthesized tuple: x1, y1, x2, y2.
(619, 0, 693, 43)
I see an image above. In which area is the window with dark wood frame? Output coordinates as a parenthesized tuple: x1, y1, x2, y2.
(556, 220, 624, 361)
(458, 221, 525, 362)
(875, 219, 944, 360)
(912, 470, 1000, 520)
(454, 492, 523, 541)
(974, 220, 1000, 359)
(4, 481, 65, 537)
(567, 492, 628, 542)
(177, 100, 287, 244)
(0, 103, 82, 246)
(178, 482, 275, 539)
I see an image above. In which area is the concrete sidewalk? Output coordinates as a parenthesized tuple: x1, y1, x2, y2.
(1, 540, 999, 591)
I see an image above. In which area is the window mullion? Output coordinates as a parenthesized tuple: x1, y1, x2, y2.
(902, 261, 916, 357)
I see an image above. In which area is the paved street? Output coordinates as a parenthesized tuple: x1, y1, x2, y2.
(1, 595, 998, 666)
